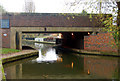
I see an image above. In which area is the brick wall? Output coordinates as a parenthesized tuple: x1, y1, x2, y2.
(10, 15, 99, 27)
(84, 32, 118, 53)
(0, 29, 10, 48)
(1, 13, 103, 27)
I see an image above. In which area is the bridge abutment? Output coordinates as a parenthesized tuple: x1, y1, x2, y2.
(10, 28, 16, 49)
(16, 31, 22, 50)
(10, 28, 22, 50)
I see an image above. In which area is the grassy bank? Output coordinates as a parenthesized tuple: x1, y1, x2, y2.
(1, 48, 20, 54)
(0, 60, 6, 81)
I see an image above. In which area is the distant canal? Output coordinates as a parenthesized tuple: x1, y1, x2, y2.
(3, 43, 120, 79)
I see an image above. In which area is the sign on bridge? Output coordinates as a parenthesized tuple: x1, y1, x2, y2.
(0, 19, 9, 28)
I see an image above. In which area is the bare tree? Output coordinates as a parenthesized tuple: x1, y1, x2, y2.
(24, 0, 35, 13)
(64, 0, 120, 53)
(0, 5, 6, 13)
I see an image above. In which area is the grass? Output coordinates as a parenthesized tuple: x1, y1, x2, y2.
(2, 64, 6, 81)
(1, 48, 20, 54)
(0, 59, 6, 81)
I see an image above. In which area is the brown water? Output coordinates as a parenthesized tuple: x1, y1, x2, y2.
(3, 43, 120, 80)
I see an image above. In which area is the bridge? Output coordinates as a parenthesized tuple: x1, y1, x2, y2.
(1, 13, 106, 50)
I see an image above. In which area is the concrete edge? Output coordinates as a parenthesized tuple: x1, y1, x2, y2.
(2, 51, 39, 64)
(74, 49, 120, 57)
(56, 46, 120, 57)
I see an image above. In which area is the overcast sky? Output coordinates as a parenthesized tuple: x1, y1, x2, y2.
(0, 0, 84, 13)
(0, 0, 118, 14)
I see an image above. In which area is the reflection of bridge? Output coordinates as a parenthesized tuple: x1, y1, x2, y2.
(22, 40, 45, 49)
(22, 41, 37, 49)
(4, 52, 120, 79)
(1, 13, 106, 50)
(22, 40, 55, 50)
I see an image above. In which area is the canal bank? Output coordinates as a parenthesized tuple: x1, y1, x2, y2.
(2, 50, 38, 64)
(55, 46, 120, 57)
(1, 49, 38, 80)
(2, 45, 119, 65)
(3, 43, 120, 79)
(76, 49, 120, 57)
(0, 61, 6, 81)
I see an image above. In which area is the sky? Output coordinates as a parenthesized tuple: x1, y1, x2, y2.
(0, 0, 84, 13)
(0, 0, 118, 14)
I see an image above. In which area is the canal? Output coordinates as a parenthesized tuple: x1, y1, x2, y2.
(3, 43, 120, 79)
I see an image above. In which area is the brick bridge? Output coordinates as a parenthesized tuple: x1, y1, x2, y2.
(0, 13, 105, 50)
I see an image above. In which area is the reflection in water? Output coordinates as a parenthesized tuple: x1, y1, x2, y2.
(71, 62, 74, 69)
(3, 43, 120, 79)
(118, 58, 120, 80)
(36, 49, 61, 63)
(0, 60, 2, 80)
(35, 43, 61, 63)
(4, 64, 23, 79)
(87, 69, 90, 75)
(84, 56, 119, 79)
(35, 43, 44, 48)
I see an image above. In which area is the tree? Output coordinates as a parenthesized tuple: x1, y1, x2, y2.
(24, 0, 35, 13)
(65, 0, 120, 53)
(81, 10, 87, 15)
(0, 5, 6, 13)
(117, 2, 120, 53)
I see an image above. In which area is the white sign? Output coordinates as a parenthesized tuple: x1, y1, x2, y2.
(3, 34, 7, 36)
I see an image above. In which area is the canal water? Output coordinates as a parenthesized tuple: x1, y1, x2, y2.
(3, 43, 120, 79)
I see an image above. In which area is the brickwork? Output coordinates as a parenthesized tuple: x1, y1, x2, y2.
(0, 29, 10, 48)
(84, 32, 118, 53)
(1, 13, 102, 27)
(14, 16, 101, 27)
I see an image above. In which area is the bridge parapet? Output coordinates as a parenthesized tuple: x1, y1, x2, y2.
(1, 13, 108, 27)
